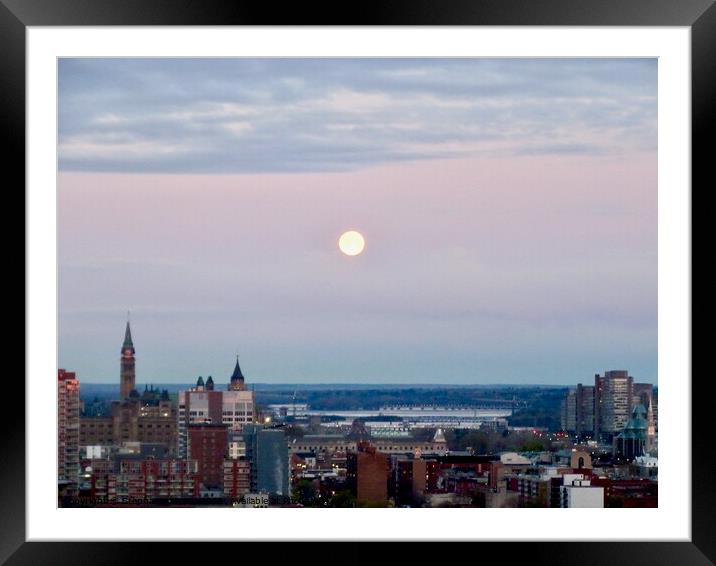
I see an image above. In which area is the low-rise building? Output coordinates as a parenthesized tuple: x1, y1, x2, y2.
(559, 474, 604, 508)
(105, 458, 199, 503)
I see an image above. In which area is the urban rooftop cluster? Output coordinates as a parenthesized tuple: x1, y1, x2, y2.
(58, 321, 657, 508)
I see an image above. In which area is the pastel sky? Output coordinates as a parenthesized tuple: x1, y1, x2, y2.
(58, 58, 657, 385)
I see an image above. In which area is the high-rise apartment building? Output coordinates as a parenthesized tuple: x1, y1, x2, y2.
(577, 384, 596, 434)
(560, 384, 595, 437)
(597, 370, 633, 437)
(58, 369, 80, 496)
(561, 389, 578, 432)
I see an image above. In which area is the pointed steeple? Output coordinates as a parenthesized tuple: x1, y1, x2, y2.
(231, 356, 244, 380)
(229, 355, 246, 391)
(122, 315, 135, 354)
(119, 314, 136, 400)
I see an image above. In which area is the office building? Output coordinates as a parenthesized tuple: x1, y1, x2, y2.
(596, 370, 633, 438)
(561, 384, 596, 437)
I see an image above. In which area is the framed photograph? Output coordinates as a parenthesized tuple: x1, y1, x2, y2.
(6, 0, 711, 563)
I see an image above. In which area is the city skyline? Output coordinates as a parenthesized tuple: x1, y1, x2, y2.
(58, 58, 657, 385)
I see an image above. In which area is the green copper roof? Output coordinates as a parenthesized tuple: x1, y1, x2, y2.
(617, 404, 649, 440)
(122, 320, 135, 353)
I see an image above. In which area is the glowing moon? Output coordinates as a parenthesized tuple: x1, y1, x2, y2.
(338, 230, 365, 256)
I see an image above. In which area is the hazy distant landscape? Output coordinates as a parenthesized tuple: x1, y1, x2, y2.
(80, 382, 567, 394)
(79, 383, 570, 430)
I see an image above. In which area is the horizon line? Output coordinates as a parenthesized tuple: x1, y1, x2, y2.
(78, 381, 657, 387)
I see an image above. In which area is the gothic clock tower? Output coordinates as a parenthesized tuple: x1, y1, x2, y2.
(120, 318, 136, 400)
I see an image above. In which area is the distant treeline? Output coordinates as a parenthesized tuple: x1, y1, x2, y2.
(507, 387, 567, 430)
(78, 382, 557, 398)
(256, 387, 568, 412)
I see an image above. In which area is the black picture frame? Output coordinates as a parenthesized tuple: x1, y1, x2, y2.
(4, 1, 711, 564)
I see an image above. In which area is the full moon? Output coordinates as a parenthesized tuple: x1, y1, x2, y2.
(338, 230, 365, 256)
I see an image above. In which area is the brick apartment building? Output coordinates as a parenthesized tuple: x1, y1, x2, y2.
(346, 442, 389, 505)
(223, 459, 251, 499)
(107, 458, 199, 503)
(187, 423, 229, 490)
